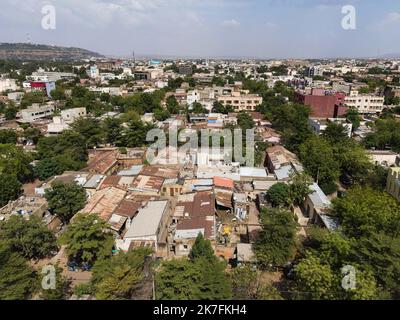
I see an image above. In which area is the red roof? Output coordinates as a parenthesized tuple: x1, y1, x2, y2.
(213, 177, 234, 189)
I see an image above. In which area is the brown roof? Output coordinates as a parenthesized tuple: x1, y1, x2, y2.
(79, 187, 126, 221)
(132, 175, 164, 192)
(86, 150, 118, 174)
(114, 199, 142, 218)
(140, 166, 179, 179)
(176, 192, 215, 239)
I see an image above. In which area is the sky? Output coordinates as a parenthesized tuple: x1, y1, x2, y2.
(1, 0, 400, 58)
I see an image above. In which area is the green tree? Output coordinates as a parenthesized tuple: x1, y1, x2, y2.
(70, 117, 103, 148)
(166, 96, 180, 114)
(331, 187, 400, 238)
(0, 242, 36, 300)
(322, 122, 350, 145)
(237, 111, 255, 131)
(39, 264, 70, 300)
(0, 144, 33, 182)
(299, 135, 340, 189)
(0, 215, 57, 260)
(0, 173, 22, 207)
(288, 171, 313, 207)
(103, 117, 122, 145)
(34, 158, 65, 181)
(91, 248, 152, 300)
(254, 208, 298, 268)
(189, 233, 215, 262)
(59, 214, 114, 265)
(294, 254, 334, 300)
(45, 181, 87, 224)
(266, 183, 290, 207)
(0, 129, 17, 144)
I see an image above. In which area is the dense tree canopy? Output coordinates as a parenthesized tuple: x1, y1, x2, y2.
(45, 181, 87, 224)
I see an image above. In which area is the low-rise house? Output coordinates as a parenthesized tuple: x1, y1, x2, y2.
(233, 193, 248, 220)
(170, 192, 216, 257)
(99, 175, 136, 191)
(117, 200, 170, 253)
(131, 175, 164, 195)
(308, 117, 352, 137)
(368, 150, 398, 167)
(20, 103, 55, 123)
(85, 149, 118, 175)
(303, 183, 339, 231)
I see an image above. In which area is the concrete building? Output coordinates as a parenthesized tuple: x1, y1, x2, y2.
(20, 103, 55, 123)
(387, 167, 400, 202)
(344, 91, 385, 114)
(308, 118, 352, 137)
(217, 92, 263, 112)
(117, 200, 170, 252)
(294, 89, 348, 118)
(0, 78, 19, 92)
(368, 150, 398, 167)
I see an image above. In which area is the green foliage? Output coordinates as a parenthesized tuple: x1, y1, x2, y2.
(331, 187, 400, 238)
(0, 173, 22, 207)
(212, 101, 234, 114)
(118, 119, 154, 148)
(23, 127, 42, 144)
(288, 171, 313, 207)
(91, 248, 152, 300)
(237, 111, 255, 131)
(299, 135, 340, 188)
(37, 130, 88, 171)
(70, 117, 104, 148)
(60, 214, 114, 265)
(45, 181, 87, 224)
(189, 233, 215, 262)
(0, 242, 37, 300)
(34, 158, 65, 181)
(0, 215, 57, 260)
(39, 264, 70, 300)
(166, 96, 180, 114)
(190, 102, 208, 114)
(155, 257, 232, 300)
(266, 183, 290, 207)
(294, 253, 335, 300)
(0, 129, 17, 144)
(153, 108, 170, 121)
(254, 208, 298, 268)
(0, 144, 33, 182)
(364, 118, 400, 152)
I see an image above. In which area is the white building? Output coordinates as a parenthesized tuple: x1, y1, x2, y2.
(344, 90, 385, 114)
(116, 200, 169, 252)
(0, 78, 19, 93)
(47, 107, 86, 134)
(187, 90, 200, 106)
(20, 104, 55, 123)
(88, 65, 99, 79)
(308, 118, 352, 137)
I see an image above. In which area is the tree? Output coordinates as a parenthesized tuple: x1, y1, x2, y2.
(34, 158, 64, 181)
(0, 144, 34, 182)
(288, 171, 313, 207)
(59, 214, 114, 265)
(166, 96, 180, 114)
(154, 108, 170, 121)
(294, 253, 334, 300)
(119, 119, 152, 148)
(299, 135, 340, 190)
(331, 187, 400, 238)
(103, 117, 122, 145)
(254, 208, 298, 268)
(266, 183, 290, 207)
(191, 102, 208, 114)
(4, 104, 18, 120)
(346, 107, 362, 131)
(45, 181, 87, 224)
(237, 111, 255, 131)
(0, 215, 57, 260)
(70, 117, 103, 148)
(0, 173, 22, 207)
(91, 248, 152, 300)
(0, 129, 17, 144)
(322, 122, 350, 145)
(0, 242, 36, 300)
(189, 233, 215, 262)
(155, 257, 232, 300)
(23, 127, 42, 144)
(39, 264, 70, 300)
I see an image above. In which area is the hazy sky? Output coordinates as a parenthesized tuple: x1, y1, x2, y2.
(1, 0, 400, 58)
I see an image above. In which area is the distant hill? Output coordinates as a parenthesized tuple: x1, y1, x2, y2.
(0, 43, 104, 61)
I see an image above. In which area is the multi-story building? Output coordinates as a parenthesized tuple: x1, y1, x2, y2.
(294, 88, 348, 118)
(387, 167, 400, 202)
(217, 91, 263, 112)
(20, 103, 55, 123)
(344, 90, 385, 114)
